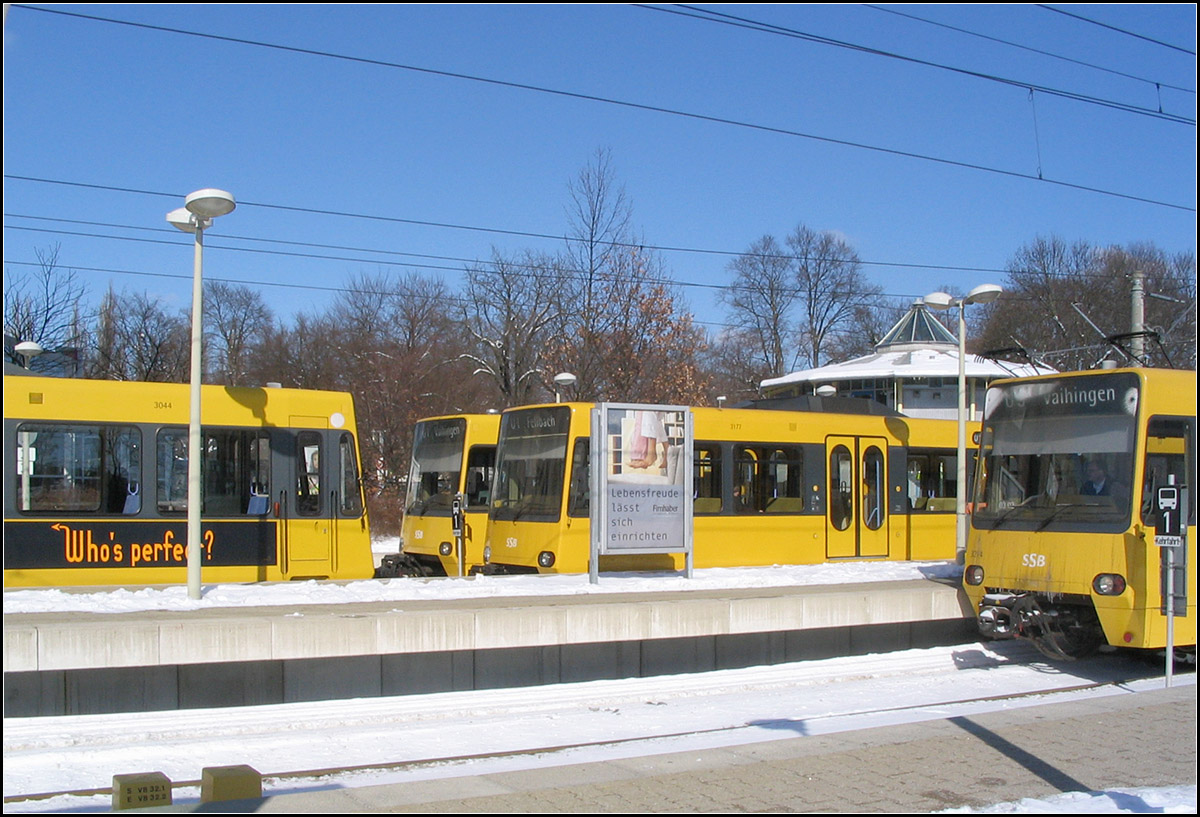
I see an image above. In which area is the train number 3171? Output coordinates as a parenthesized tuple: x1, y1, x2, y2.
(1021, 552, 1047, 568)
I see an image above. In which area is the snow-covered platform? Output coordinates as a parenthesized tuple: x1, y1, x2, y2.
(3, 563, 975, 717)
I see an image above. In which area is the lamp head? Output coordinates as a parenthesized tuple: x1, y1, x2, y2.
(964, 283, 1002, 305)
(185, 189, 236, 219)
(166, 207, 197, 233)
(923, 291, 955, 311)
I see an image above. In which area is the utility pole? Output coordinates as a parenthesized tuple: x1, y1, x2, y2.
(1131, 270, 1146, 364)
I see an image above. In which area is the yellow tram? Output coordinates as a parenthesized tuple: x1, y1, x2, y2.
(383, 412, 500, 577)
(964, 367, 1196, 659)
(482, 399, 973, 574)
(3, 375, 375, 586)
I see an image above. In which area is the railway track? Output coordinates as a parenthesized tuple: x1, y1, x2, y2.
(3, 640, 1187, 808)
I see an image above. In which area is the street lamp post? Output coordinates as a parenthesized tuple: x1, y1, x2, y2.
(167, 189, 236, 599)
(923, 283, 1002, 564)
(15, 341, 45, 512)
(553, 372, 577, 403)
(14, 340, 45, 370)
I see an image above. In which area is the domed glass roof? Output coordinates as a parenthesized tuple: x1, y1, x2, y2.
(875, 301, 957, 348)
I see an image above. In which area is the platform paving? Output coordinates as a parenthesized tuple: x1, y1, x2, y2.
(150, 682, 1195, 813)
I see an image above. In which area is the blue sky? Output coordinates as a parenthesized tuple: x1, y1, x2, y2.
(3, 4, 1196, 337)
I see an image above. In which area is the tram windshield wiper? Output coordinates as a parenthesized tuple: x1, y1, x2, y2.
(991, 494, 1043, 528)
(1033, 502, 1086, 533)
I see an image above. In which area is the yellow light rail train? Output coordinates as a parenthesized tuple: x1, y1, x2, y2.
(381, 412, 499, 577)
(963, 367, 1196, 660)
(482, 398, 974, 574)
(3, 375, 375, 586)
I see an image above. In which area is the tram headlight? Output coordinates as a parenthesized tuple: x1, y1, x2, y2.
(964, 564, 984, 586)
(1092, 573, 1126, 596)
(482, 545, 491, 564)
(537, 550, 556, 568)
(438, 542, 453, 557)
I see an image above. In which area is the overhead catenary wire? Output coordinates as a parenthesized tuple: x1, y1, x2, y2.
(12, 203, 1183, 303)
(3, 192, 1018, 278)
(4, 7, 1193, 355)
(11, 217, 1185, 338)
(1037, 4, 1197, 57)
(7, 4, 1195, 213)
(648, 3, 1195, 124)
(864, 4, 1195, 95)
(5, 177, 1194, 284)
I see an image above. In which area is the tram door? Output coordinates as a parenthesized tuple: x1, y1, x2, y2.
(826, 436, 889, 558)
(287, 426, 332, 575)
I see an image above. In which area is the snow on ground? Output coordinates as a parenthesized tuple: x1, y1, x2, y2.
(3, 642, 1193, 814)
(936, 786, 1195, 814)
(4, 538, 1194, 813)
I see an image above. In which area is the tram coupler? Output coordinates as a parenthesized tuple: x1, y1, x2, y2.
(977, 593, 1019, 639)
(375, 552, 438, 578)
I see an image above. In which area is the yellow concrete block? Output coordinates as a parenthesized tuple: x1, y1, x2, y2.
(112, 772, 172, 810)
(201, 764, 263, 802)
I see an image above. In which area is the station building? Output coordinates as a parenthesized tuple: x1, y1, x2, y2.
(759, 301, 1055, 421)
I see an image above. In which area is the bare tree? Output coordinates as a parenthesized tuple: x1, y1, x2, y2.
(461, 250, 563, 406)
(549, 245, 709, 403)
(3, 244, 88, 374)
(720, 234, 798, 379)
(325, 270, 485, 513)
(205, 281, 272, 386)
(787, 225, 879, 369)
(822, 296, 913, 363)
(978, 236, 1196, 371)
(609, 270, 710, 405)
(703, 327, 774, 403)
(85, 289, 190, 382)
(552, 148, 639, 398)
(544, 149, 710, 403)
(563, 147, 633, 321)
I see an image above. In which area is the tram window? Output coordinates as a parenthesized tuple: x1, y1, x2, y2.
(568, 438, 589, 518)
(156, 428, 272, 516)
(338, 432, 363, 517)
(109, 427, 142, 515)
(765, 447, 804, 513)
(206, 429, 274, 516)
(734, 448, 758, 512)
(830, 445, 852, 531)
(734, 446, 805, 513)
(694, 445, 722, 514)
(15, 423, 140, 514)
(1141, 417, 1195, 525)
(906, 449, 958, 512)
(863, 446, 884, 530)
(297, 431, 321, 516)
(247, 434, 271, 515)
(464, 446, 495, 511)
(156, 429, 190, 513)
